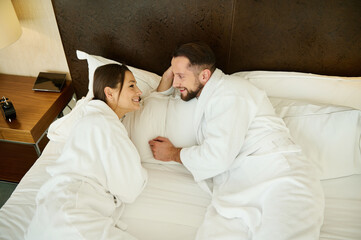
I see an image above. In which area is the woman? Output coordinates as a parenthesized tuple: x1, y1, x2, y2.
(25, 64, 147, 240)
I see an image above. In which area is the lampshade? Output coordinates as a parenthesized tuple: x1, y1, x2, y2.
(0, 0, 22, 49)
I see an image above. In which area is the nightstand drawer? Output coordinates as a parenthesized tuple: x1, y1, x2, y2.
(0, 136, 48, 182)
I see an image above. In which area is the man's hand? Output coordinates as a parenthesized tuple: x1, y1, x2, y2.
(157, 66, 174, 92)
(149, 136, 182, 163)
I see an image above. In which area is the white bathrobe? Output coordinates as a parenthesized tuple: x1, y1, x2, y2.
(25, 100, 147, 240)
(179, 69, 324, 240)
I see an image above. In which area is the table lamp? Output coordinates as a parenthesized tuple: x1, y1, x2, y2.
(0, 0, 21, 122)
(0, 0, 22, 49)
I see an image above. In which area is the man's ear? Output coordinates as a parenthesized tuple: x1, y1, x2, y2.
(199, 69, 212, 85)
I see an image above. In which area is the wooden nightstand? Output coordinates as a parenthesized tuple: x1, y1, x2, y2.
(0, 74, 74, 182)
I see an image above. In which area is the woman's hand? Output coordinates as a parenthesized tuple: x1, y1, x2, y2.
(149, 136, 182, 163)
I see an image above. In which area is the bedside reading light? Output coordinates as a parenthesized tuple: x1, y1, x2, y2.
(0, 0, 22, 49)
(0, 0, 22, 122)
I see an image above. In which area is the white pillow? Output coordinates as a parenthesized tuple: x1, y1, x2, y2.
(270, 97, 361, 180)
(233, 71, 361, 110)
(165, 93, 197, 148)
(76, 50, 161, 98)
(75, 51, 197, 164)
(123, 92, 197, 164)
(123, 92, 168, 164)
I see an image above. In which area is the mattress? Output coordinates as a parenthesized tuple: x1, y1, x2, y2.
(0, 140, 360, 240)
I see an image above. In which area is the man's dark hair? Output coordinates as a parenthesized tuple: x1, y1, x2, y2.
(173, 42, 216, 73)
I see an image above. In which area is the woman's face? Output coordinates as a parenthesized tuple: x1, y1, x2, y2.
(108, 71, 142, 118)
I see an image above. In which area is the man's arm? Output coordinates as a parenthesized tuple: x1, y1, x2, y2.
(148, 136, 182, 163)
(180, 96, 256, 182)
(157, 66, 174, 92)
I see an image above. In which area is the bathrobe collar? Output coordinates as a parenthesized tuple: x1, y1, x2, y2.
(194, 68, 224, 137)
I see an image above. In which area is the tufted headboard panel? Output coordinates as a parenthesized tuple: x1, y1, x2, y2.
(52, 0, 361, 98)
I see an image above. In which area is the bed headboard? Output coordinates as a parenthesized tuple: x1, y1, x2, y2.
(51, 0, 361, 98)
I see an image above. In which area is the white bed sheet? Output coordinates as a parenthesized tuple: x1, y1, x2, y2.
(0, 140, 360, 240)
(319, 175, 361, 240)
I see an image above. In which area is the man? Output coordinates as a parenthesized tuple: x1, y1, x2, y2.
(149, 42, 324, 240)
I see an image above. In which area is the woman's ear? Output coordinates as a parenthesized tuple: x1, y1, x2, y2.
(199, 69, 212, 85)
(104, 87, 114, 101)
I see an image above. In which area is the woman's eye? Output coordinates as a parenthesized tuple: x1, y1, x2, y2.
(129, 84, 134, 88)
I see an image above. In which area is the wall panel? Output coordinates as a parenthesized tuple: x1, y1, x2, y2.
(228, 0, 361, 75)
(52, 0, 361, 98)
(53, 0, 234, 98)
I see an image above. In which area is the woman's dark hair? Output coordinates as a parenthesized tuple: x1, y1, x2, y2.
(93, 64, 130, 102)
(173, 42, 216, 73)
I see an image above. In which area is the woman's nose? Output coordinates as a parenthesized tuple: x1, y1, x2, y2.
(136, 86, 142, 95)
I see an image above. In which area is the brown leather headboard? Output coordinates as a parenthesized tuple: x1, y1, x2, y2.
(52, 0, 361, 98)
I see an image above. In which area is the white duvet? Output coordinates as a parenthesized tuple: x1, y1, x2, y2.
(1, 140, 360, 240)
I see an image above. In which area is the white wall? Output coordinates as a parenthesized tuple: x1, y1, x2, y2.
(0, 0, 70, 79)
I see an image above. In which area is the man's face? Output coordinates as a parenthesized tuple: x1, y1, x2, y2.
(171, 56, 204, 101)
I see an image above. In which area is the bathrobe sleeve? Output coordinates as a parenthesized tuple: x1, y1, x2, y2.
(48, 112, 147, 203)
(180, 95, 259, 182)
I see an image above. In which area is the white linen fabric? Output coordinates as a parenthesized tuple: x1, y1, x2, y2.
(270, 97, 361, 180)
(123, 92, 169, 164)
(165, 91, 198, 148)
(233, 71, 361, 110)
(25, 100, 147, 240)
(47, 96, 91, 142)
(1, 67, 360, 240)
(76, 50, 161, 99)
(1, 142, 360, 240)
(320, 175, 361, 240)
(178, 69, 324, 240)
(123, 91, 197, 164)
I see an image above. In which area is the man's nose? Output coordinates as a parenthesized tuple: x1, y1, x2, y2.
(173, 77, 181, 88)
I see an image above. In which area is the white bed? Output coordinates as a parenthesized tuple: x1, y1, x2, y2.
(0, 52, 361, 240)
(1, 142, 361, 240)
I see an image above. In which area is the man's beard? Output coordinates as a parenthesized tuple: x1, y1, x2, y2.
(180, 82, 204, 101)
